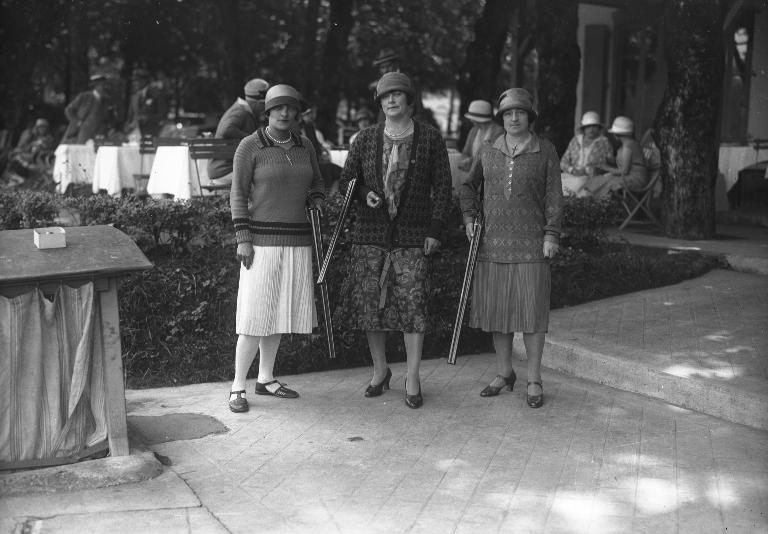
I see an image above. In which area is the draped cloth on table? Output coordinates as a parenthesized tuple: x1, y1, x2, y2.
(0, 282, 108, 465)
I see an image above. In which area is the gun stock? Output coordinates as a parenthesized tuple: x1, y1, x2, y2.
(317, 178, 357, 284)
(447, 215, 483, 365)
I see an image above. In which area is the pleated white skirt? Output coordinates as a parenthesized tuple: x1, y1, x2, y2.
(235, 246, 317, 336)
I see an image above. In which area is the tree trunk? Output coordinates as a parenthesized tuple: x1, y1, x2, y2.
(316, 0, 355, 137)
(217, 0, 245, 101)
(532, 0, 580, 156)
(67, 0, 90, 100)
(655, 0, 724, 239)
(300, 0, 322, 98)
(456, 0, 520, 145)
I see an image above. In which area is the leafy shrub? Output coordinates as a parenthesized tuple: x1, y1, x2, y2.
(0, 189, 727, 387)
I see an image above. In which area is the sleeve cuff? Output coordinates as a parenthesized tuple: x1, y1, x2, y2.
(235, 229, 252, 244)
(544, 231, 560, 244)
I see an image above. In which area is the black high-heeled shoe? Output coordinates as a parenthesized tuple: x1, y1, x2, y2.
(526, 381, 543, 408)
(404, 379, 423, 409)
(479, 370, 517, 397)
(364, 367, 392, 397)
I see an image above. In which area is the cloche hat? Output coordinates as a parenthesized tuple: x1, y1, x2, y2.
(496, 88, 537, 122)
(464, 100, 493, 123)
(264, 84, 301, 113)
(579, 111, 602, 129)
(373, 48, 401, 67)
(374, 72, 414, 101)
(608, 116, 634, 136)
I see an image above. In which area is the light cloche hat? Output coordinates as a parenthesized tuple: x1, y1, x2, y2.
(464, 100, 493, 123)
(608, 116, 634, 136)
(264, 84, 302, 113)
(580, 111, 602, 129)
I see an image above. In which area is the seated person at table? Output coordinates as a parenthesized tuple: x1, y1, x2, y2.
(348, 107, 373, 146)
(61, 74, 117, 145)
(5, 118, 56, 184)
(124, 68, 168, 140)
(207, 78, 269, 186)
(458, 100, 504, 171)
(560, 111, 613, 197)
(584, 116, 648, 198)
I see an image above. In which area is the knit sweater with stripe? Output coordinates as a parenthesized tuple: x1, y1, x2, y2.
(339, 121, 453, 248)
(230, 128, 325, 246)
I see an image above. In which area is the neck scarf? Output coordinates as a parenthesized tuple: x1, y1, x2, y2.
(382, 120, 414, 218)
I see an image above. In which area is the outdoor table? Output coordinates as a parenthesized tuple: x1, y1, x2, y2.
(0, 225, 152, 469)
(147, 145, 208, 199)
(53, 144, 96, 194)
(92, 145, 155, 195)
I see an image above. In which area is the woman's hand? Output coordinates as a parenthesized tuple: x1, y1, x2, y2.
(306, 197, 323, 217)
(464, 218, 477, 242)
(543, 241, 559, 259)
(237, 243, 255, 269)
(366, 191, 382, 208)
(424, 237, 441, 256)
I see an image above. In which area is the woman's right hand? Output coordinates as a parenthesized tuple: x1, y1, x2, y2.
(237, 243, 255, 269)
(464, 218, 477, 242)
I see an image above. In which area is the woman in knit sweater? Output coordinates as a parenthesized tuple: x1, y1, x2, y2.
(459, 88, 563, 409)
(227, 84, 325, 413)
(334, 72, 453, 409)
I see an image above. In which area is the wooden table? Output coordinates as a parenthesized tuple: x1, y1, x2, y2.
(0, 226, 151, 466)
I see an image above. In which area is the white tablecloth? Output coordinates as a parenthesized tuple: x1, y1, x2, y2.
(53, 144, 96, 194)
(719, 145, 768, 191)
(329, 149, 348, 168)
(147, 146, 210, 200)
(92, 146, 155, 195)
(448, 151, 468, 193)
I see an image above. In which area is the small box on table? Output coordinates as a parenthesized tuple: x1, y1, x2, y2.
(34, 227, 67, 249)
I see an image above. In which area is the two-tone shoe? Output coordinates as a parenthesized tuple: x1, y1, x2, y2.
(479, 371, 517, 397)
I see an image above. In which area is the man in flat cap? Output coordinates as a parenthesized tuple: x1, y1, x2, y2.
(61, 74, 117, 144)
(208, 78, 270, 186)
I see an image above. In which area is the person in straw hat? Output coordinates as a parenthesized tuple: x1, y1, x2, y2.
(458, 100, 504, 172)
(559, 110, 613, 197)
(227, 84, 325, 413)
(584, 115, 648, 198)
(459, 87, 563, 409)
(334, 72, 453, 409)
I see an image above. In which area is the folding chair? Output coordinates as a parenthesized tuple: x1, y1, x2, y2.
(619, 170, 661, 231)
(187, 137, 240, 196)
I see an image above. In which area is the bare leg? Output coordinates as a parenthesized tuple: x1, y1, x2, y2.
(523, 332, 545, 395)
(231, 334, 260, 399)
(403, 332, 423, 395)
(489, 332, 516, 388)
(366, 330, 389, 385)
(256, 333, 283, 384)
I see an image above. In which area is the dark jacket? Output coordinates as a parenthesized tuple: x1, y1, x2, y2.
(339, 121, 453, 248)
(62, 91, 114, 144)
(208, 99, 257, 180)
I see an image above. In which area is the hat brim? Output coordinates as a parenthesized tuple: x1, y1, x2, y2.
(580, 122, 602, 129)
(608, 128, 633, 135)
(265, 96, 301, 113)
(465, 112, 492, 123)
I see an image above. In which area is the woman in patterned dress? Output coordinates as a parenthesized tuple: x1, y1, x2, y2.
(334, 72, 453, 409)
(459, 88, 563, 408)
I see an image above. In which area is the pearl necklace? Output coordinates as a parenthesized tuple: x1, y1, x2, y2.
(384, 120, 413, 138)
(265, 126, 291, 144)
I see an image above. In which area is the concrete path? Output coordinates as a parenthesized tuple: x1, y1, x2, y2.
(3, 356, 767, 533)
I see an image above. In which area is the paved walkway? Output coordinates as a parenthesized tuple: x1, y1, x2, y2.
(2, 223, 767, 533)
(3, 355, 767, 533)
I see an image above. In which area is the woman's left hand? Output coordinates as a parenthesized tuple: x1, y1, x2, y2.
(424, 237, 441, 256)
(543, 241, 559, 259)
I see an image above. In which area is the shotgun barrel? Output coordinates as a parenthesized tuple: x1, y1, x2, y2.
(307, 206, 336, 359)
(317, 178, 357, 285)
(447, 214, 483, 365)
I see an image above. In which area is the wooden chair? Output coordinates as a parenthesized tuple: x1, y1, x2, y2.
(132, 135, 156, 197)
(187, 137, 239, 195)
